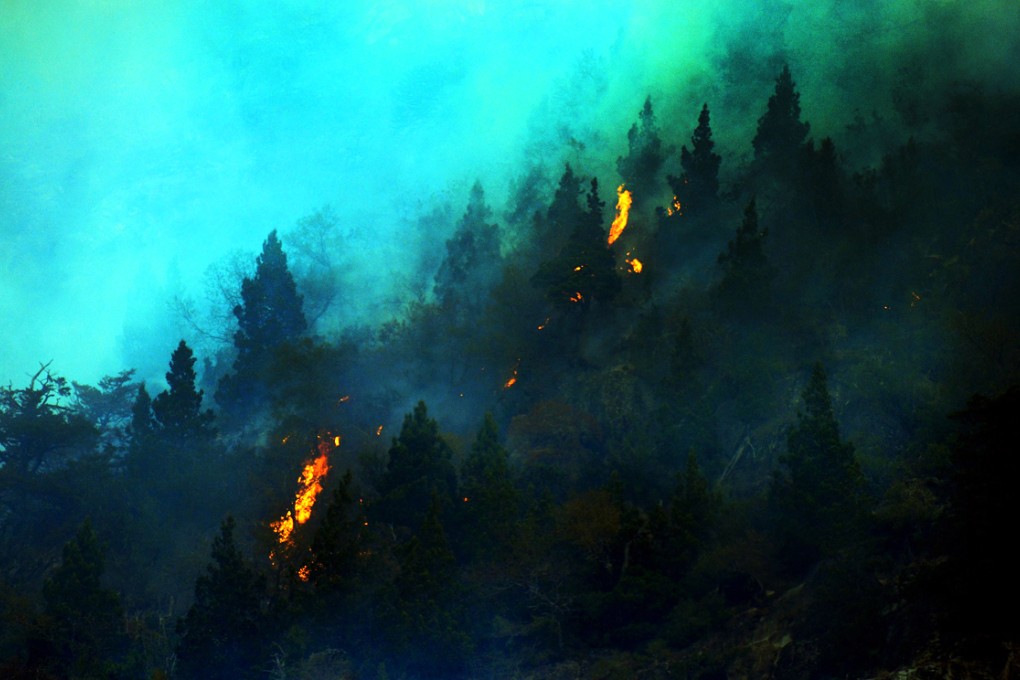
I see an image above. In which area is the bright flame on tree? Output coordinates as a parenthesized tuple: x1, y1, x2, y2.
(504, 359, 520, 389)
(270, 436, 333, 555)
(667, 195, 682, 216)
(608, 184, 632, 245)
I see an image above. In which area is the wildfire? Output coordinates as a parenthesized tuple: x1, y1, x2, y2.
(667, 195, 682, 216)
(504, 359, 520, 389)
(270, 437, 333, 549)
(608, 184, 632, 245)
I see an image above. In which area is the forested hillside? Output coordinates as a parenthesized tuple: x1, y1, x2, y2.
(2, 59, 1018, 679)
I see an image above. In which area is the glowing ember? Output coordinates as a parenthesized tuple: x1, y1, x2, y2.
(504, 359, 520, 389)
(573, 265, 584, 272)
(667, 195, 682, 216)
(376, 425, 383, 436)
(537, 317, 550, 330)
(608, 184, 632, 245)
(569, 292, 584, 303)
(334, 435, 341, 447)
(297, 565, 311, 582)
(337, 395, 350, 404)
(626, 257, 643, 273)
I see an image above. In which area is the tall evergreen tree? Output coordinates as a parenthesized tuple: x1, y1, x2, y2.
(41, 519, 124, 678)
(532, 176, 621, 308)
(387, 496, 471, 677)
(616, 96, 667, 205)
(377, 401, 458, 530)
(716, 198, 772, 313)
(217, 230, 307, 419)
(176, 516, 268, 680)
(752, 65, 811, 175)
(152, 340, 215, 446)
(770, 363, 863, 571)
(671, 103, 721, 210)
(434, 180, 502, 318)
(459, 413, 518, 562)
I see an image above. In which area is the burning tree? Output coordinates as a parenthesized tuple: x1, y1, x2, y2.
(532, 176, 621, 309)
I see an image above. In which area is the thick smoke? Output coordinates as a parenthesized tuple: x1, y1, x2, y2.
(1, 0, 1018, 386)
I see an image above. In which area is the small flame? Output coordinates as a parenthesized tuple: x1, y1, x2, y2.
(573, 265, 584, 272)
(537, 317, 550, 330)
(608, 184, 632, 245)
(627, 257, 643, 273)
(569, 292, 584, 303)
(666, 195, 682, 216)
(297, 565, 311, 582)
(504, 359, 520, 389)
(375, 425, 383, 436)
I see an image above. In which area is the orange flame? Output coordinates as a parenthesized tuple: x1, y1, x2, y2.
(270, 437, 333, 549)
(608, 184, 632, 245)
(569, 292, 584, 303)
(626, 257, 643, 273)
(667, 195, 682, 216)
(376, 425, 384, 436)
(504, 359, 520, 389)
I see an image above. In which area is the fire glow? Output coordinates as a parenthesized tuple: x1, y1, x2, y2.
(504, 359, 520, 389)
(608, 184, 632, 245)
(270, 437, 333, 549)
(667, 195, 682, 216)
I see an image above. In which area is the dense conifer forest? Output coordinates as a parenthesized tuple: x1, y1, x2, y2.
(2, 38, 1019, 680)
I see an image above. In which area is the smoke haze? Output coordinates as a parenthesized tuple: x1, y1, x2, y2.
(2, 0, 1018, 386)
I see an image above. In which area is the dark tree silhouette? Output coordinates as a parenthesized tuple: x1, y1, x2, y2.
(387, 496, 471, 677)
(532, 176, 621, 308)
(41, 519, 124, 678)
(716, 198, 773, 313)
(617, 96, 667, 205)
(217, 230, 307, 420)
(434, 180, 502, 319)
(176, 516, 268, 680)
(377, 401, 458, 530)
(152, 340, 215, 446)
(671, 103, 721, 210)
(770, 363, 863, 571)
(459, 413, 518, 561)
(752, 65, 811, 175)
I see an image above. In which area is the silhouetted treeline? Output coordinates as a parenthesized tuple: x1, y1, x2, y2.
(2, 63, 1019, 679)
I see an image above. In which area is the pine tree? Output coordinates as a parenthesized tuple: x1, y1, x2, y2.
(377, 401, 458, 530)
(388, 496, 471, 677)
(176, 516, 268, 680)
(42, 519, 124, 678)
(770, 363, 863, 571)
(307, 469, 365, 594)
(434, 180, 502, 318)
(152, 340, 215, 446)
(532, 176, 621, 308)
(672, 103, 721, 209)
(752, 65, 811, 175)
(459, 413, 518, 561)
(217, 230, 307, 418)
(616, 96, 667, 205)
(716, 198, 772, 313)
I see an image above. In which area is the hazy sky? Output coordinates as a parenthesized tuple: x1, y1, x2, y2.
(2, 0, 1017, 388)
